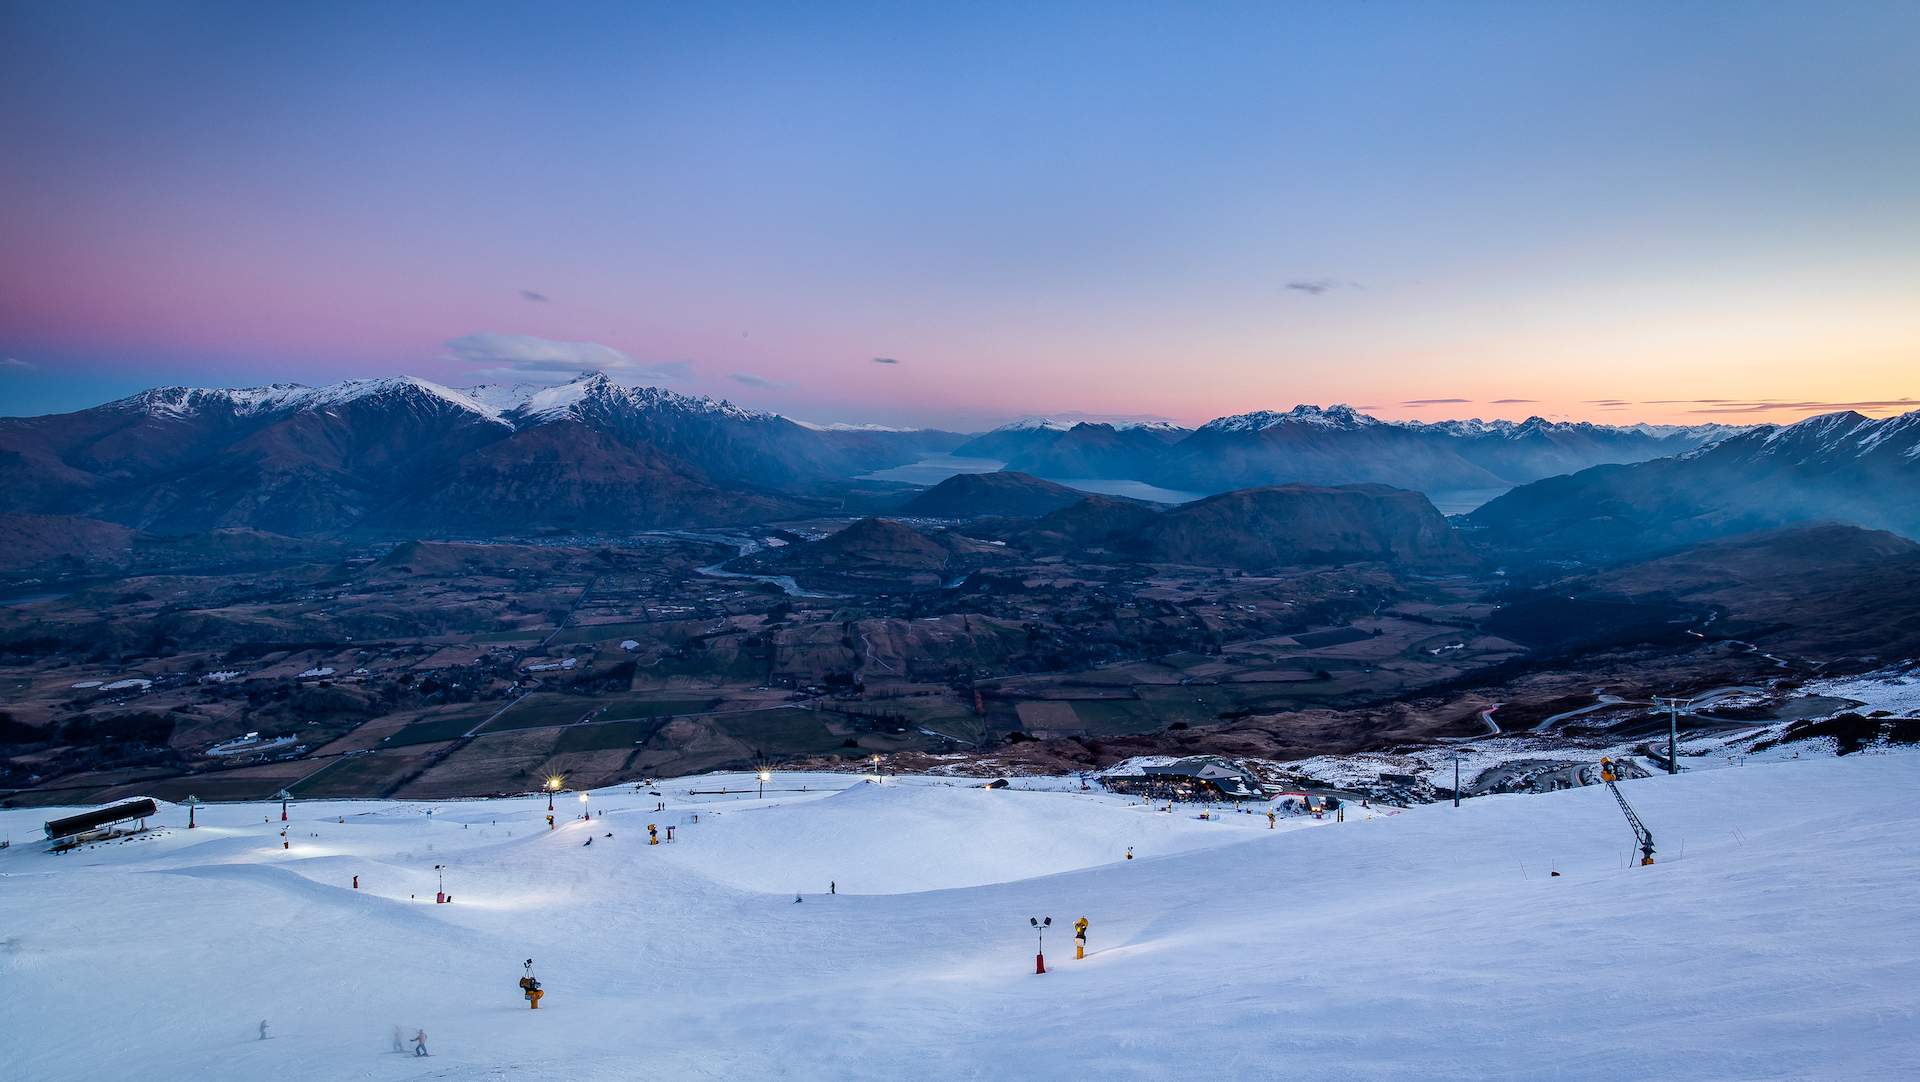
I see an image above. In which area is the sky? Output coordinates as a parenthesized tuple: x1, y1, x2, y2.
(2, 1, 1916, 429)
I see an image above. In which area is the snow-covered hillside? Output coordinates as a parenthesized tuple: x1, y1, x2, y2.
(4, 756, 1917, 1080)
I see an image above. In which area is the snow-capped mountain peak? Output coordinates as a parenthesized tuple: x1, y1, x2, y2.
(1199, 403, 1380, 433)
(987, 417, 1073, 433)
(115, 377, 508, 425)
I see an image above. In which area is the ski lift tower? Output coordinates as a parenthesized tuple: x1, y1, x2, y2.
(1652, 696, 1691, 775)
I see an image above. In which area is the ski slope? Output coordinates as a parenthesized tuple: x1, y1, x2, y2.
(3, 756, 1917, 1081)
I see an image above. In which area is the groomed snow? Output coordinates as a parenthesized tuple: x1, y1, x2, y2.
(3, 757, 1917, 1080)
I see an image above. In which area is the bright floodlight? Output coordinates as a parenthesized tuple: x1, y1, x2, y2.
(546, 775, 563, 791)
(578, 793, 589, 804)
(758, 770, 771, 782)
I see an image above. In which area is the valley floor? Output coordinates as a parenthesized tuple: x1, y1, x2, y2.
(3, 754, 1917, 1080)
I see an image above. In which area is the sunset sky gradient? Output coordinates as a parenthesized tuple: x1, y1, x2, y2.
(2, 2, 1915, 428)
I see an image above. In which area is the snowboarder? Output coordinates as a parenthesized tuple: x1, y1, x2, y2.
(793, 893, 803, 903)
(413, 1029, 429, 1057)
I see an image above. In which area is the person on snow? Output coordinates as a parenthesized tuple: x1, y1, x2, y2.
(413, 1029, 429, 1057)
(829, 881, 835, 895)
(392, 1025, 405, 1053)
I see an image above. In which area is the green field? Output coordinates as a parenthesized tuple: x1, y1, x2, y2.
(549, 622, 661, 645)
(481, 694, 596, 732)
(469, 629, 546, 644)
(711, 708, 842, 754)
(553, 719, 660, 754)
(1066, 699, 1168, 734)
(380, 711, 491, 746)
(595, 697, 717, 721)
(292, 752, 433, 796)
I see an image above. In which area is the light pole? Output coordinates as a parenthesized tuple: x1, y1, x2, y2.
(1450, 751, 1462, 808)
(185, 794, 200, 829)
(546, 775, 563, 812)
(871, 754, 882, 782)
(758, 769, 771, 800)
(1029, 916, 1052, 974)
(276, 789, 291, 822)
(1653, 697, 1690, 775)
(578, 792, 590, 820)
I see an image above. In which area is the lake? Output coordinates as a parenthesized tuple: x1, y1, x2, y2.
(862, 457, 1203, 504)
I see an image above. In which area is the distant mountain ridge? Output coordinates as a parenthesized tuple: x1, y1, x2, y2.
(1, 373, 1769, 540)
(1470, 409, 1920, 559)
(953, 404, 1739, 501)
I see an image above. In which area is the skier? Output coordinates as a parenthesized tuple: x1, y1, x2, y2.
(392, 1025, 405, 1053)
(413, 1029, 429, 1057)
(829, 881, 836, 895)
(793, 893, 803, 903)
(258, 1020, 269, 1041)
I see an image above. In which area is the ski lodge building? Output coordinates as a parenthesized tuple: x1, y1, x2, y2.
(1100, 756, 1269, 802)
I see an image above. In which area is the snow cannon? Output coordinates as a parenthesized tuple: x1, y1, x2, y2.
(520, 960, 544, 1009)
(648, 823, 659, 846)
(1030, 916, 1051, 974)
(1074, 917, 1089, 960)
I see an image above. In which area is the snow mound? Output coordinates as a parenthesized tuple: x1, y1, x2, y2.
(653, 781, 1264, 894)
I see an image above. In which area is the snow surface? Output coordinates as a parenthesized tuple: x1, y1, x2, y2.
(5, 756, 1918, 1081)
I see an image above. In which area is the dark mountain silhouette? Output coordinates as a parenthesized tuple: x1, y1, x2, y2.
(1121, 483, 1469, 570)
(899, 471, 1088, 519)
(1470, 410, 1920, 560)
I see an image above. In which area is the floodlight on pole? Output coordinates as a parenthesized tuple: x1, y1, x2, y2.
(758, 769, 771, 800)
(1030, 916, 1052, 974)
(578, 791, 589, 819)
(1450, 751, 1463, 808)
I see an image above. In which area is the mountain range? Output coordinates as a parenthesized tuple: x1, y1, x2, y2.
(0, 373, 956, 535)
(1471, 410, 1920, 559)
(3, 373, 1912, 557)
(956, 405, 1738, 499)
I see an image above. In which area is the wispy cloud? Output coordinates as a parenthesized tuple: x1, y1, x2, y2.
(871, 356, 901, 365)
(1683, 397, 1918, 415)
(730, 372, 791, 390)
(1585, 399, 1633, 407)
(444, 332, 688, 383)
(1490, 398, 1537, 404)
(1284, 277, 1359, 296)
(520, 290, 550, 303)
(0, 357, 32, 370)
(1402, 398, 1470, 406)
